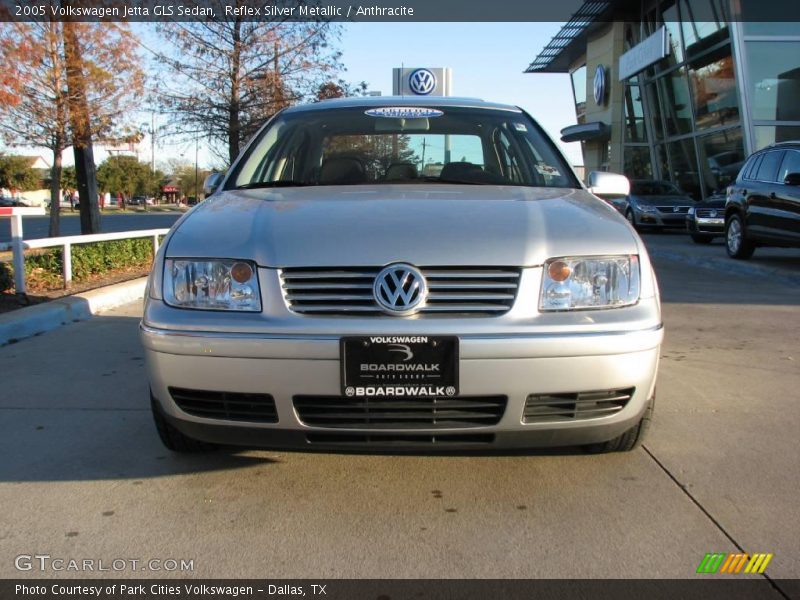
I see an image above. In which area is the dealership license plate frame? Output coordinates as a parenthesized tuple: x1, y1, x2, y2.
(340, 336, 459, 397)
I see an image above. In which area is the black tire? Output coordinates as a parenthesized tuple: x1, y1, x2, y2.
(691, 233, 714, 244)
(584, 398, 654, 454)
(151, 396, 217, 453)
(625, 209, 639, 232)
(725, 213, 755, 259)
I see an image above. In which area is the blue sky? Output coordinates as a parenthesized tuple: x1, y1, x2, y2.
(338, 23, 582, 165)
(5, 22, 582, 169)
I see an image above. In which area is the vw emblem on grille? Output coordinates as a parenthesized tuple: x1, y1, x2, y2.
(673, 206, 681, 213)
(408, 69, 436, 95)
(709, 209, 717, 218)
(373, 264, 427, 315)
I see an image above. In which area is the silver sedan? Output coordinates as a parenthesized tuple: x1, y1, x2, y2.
(141, 97, 662, 454)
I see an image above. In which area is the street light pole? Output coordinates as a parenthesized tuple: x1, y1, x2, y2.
(195, 135, 199, 201)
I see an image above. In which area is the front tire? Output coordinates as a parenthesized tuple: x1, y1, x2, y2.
(625, 209, 639, 232)
(151, 395, 217, 453)
(584, 398, 653, 454)
(691, 233, 714, 244)
(725, 213, 755, 259)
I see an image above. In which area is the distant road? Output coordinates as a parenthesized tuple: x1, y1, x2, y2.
(0, 212, 184, 244)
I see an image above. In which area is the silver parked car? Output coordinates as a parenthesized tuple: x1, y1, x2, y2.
(623, 180, 696, 231)
(141, 97, 662, 454)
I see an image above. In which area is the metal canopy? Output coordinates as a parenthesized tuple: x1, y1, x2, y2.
(524, 1, 612, 74)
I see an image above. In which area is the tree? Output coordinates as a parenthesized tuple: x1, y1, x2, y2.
(97, 156, 164, 203)
(0, 155, 41, 192)
(154, 17, 345, 165)
(0, 22, 145, 235)
(315, 80, 368, 101)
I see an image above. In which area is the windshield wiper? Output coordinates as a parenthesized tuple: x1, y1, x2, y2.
(235, 181, 309, 190)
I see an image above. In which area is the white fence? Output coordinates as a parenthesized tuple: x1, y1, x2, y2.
(2, 228, 169, 294)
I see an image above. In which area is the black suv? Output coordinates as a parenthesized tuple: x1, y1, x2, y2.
(725, 141, 800, 259)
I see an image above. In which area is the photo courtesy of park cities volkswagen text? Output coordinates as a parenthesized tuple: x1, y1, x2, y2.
(0, 0, 799, 598)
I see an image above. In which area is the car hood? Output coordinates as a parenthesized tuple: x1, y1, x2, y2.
(631, 194, 694, 206)
(166, 184, 639, 267)
(694, 197, 726, 209)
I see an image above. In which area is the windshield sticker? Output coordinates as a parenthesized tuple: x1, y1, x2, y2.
(365, 107, 444, 119)
(513, 122, 528, 132)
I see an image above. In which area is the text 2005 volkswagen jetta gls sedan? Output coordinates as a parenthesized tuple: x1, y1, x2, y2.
(141, 97, 662, 454)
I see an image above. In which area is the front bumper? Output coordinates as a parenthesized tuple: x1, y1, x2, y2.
(636, 210, 688, 228)
(142, 322, 663, 451)
(686, 216, 725, 235)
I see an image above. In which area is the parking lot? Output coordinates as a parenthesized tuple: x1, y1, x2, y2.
(0, 234, 798, 587)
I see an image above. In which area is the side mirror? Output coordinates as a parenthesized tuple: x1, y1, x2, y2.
(203, 172, 225, 197)
(784, 172, 800, 186)
(587, 171, 631, 198)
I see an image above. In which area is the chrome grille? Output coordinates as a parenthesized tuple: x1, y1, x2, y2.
(523, 388, 634, 423)
(281, 267, 520, 315)
(656, 205, 691, 214)
(294, 395, 507, 429)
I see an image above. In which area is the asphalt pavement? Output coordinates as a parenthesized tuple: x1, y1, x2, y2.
(0, 238, 798, 587)
(0, 212, 183, 244)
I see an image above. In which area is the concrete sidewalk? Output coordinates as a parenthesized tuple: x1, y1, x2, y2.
(0, 277, 146, 347)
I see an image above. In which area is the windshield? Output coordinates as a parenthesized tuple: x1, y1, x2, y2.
(229, 105, 579, 189)
(631, 181, 685, 196)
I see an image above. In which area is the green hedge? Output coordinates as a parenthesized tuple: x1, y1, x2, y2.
(0, 237, 162, 293)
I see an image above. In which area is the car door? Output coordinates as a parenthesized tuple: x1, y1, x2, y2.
(745, 150, 784, 239)
(774, 149, 800, 243)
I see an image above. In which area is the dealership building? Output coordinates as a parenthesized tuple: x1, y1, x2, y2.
(526, 0, 800, 200)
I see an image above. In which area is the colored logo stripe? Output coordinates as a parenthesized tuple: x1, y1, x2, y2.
(697, 553, 773, 574)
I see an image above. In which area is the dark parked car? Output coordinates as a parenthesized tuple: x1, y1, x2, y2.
(623, 180, 696, 231)
(686, 194, 726, 244)
(725, 141, 800, 259)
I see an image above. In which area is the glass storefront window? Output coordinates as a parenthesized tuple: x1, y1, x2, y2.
(666, 139, 701, 199)
(571, 66, 587, 125)
(624, 84, 647, 142)
(688, 45, 739, 130)
(695, 127, 744, 197)
(742, 22, 800, 37)
(681, 7, 729, 58)
(657, 68, 694, 137)
(745, 42, 800, 122)
(661, 2, 684, 65)
(624, 146, 653, 178)
(645, 81, 664, 141)
(754, 126, 800, 150)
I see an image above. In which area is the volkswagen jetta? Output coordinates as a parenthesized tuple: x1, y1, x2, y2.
(141, 97, 662, 453)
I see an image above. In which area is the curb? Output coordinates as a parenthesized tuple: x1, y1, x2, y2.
(0, 277, 147, 347)
(648, 248, 800, 287)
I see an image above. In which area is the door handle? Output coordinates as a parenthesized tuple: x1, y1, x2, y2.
(770, 192, 777, 199)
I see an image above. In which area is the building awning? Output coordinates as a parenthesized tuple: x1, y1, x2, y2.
(560, 121, 610, 142)
(524, 1, 612, 74)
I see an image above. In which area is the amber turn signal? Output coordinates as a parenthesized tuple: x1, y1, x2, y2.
(230, 262, 254, 284)
(547, 261, 571, 282)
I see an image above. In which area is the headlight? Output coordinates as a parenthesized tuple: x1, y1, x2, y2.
(638, 204, 659, 213)
(540, 255, 640, 311)
(687, 207, 695, 215)
(163, 259, 261, 311)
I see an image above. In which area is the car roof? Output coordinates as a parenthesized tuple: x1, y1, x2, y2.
(765, 141, 800, 150)
(282, 96, 523, 115)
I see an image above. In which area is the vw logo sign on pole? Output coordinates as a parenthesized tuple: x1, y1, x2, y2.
(408, 69, 437, 95)
(373, 264, 428, 315)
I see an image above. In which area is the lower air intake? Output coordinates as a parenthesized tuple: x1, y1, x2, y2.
(169, 387, 278, 423)
(523, 388, 634, 423)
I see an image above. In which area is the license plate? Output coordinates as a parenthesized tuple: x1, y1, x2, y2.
(341, 336, 459, 398)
